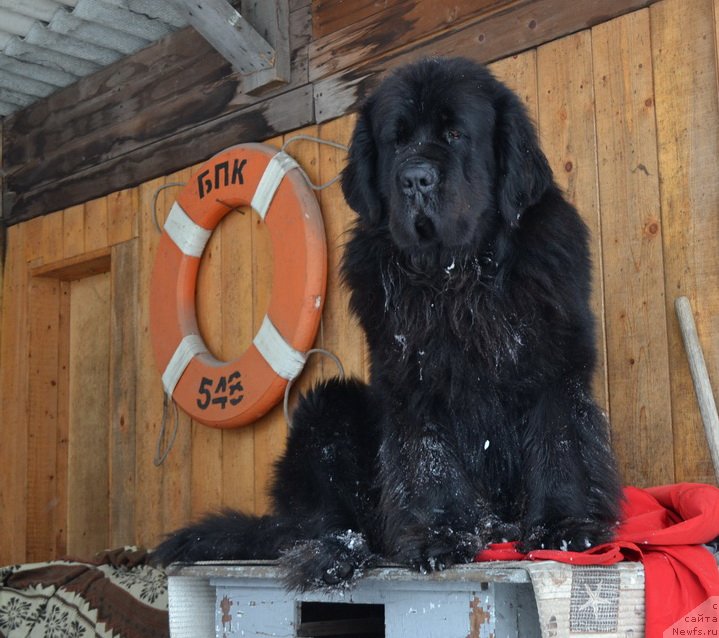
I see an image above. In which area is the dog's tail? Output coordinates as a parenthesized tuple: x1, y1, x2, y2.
(151, 511, 298, 566)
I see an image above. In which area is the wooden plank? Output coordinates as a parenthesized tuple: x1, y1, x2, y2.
(8, 84, 315, 225)
(282, 125, 325, 397)
(535, 33, 608, 412)
(489, 51, 539, 122)
(219, 178, 257, 513)
(313, 0, 404, 38)
(107, 188, 139, 246)
(134, 175, 167, 548)
(0, 206, 3, 344)
(240, 0, 292, 93)
(30, 247, 112, 281)
(314, 0, 662, 123)
(109, 239, 139, 546)
(67, 272, 111, 557)
(592, 9, 674, 487)
(3, 5, 312, 224)
(253, 135, 286, 515)
(40, 210, 64, 265)
(716, 0, 719, 80)
(173, 0, 276, 74)
(317, 115, 368, 381)
(492, 50, 610, 413)
(0, 224, 29, 563)
(652, 0, 719, 484)
(191, 165, 225, 517)
(62, 204, 85, 259)
(310, 0, 523, 81)
(84, 197, 109, 253)
(156, 168, 194, 534)
(55, 281, 71, 557)
(37, 211, 70, 556)
(23, 215, 44, 263)
(25, 275, 61, 561)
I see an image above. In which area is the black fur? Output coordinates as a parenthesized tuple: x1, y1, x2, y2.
(153, 57, 622, 589)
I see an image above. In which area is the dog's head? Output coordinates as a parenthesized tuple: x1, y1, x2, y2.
(341, 57, 552, 253)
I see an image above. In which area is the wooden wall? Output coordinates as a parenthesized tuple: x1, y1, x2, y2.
(1, 0, 718, 565)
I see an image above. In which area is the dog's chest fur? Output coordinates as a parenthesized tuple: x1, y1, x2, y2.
(344, 228, 534, 391)
(343, 228, 531, 506)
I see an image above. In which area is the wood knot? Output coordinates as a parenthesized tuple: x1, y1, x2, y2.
(644, 219, 660, 237)
(564, 161, 573, 173)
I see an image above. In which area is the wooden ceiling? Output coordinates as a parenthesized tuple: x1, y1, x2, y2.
(0, 0, 188, 118)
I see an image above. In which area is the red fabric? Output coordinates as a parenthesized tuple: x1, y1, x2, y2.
(475, 483, 719, 637)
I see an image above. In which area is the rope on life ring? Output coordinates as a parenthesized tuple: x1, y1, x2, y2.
(150, 143, 327, 428)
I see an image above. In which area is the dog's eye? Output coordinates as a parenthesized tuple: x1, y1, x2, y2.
(445, 129, 462, 142)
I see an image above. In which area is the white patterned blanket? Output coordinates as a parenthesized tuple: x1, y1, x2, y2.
(0, 547, 168, 638)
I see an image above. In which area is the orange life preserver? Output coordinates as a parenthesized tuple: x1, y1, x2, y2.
(150, 143, 327, 428)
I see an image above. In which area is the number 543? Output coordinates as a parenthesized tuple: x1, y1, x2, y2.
(196, 371, 244, 410)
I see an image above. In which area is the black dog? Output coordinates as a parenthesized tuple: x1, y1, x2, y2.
(153, 57, 621, 589)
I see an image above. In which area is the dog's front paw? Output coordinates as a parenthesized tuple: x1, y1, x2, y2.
(483, 517, 521, 544)
(393, 526, 483, 573)
(519, 517, 615, 553)
(280, 530, 375, 590)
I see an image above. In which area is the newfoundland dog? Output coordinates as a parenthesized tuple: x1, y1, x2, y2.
(153, 57, 621, 589)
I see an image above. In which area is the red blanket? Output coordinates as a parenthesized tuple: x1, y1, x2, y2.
(475, 483, 719, 637)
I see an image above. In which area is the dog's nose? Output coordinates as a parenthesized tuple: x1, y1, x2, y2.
(400, 163, 439, 196)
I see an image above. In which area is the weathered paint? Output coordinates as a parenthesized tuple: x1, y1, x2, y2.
(168, 562, 539, 638)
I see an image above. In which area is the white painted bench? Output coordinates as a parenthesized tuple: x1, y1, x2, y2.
(167, 560, 645, 637)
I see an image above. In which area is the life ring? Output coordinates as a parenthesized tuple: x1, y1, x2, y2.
(150, 143, 327, 428)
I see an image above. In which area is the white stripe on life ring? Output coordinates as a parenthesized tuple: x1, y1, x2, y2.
(251, 151, 299, 220)
(253, 315, 306, 380)
(164, 202, 212, 258)
(162, 334, 209, 396)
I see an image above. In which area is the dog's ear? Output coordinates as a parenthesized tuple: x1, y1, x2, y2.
(341, 101, 382, 223)
(493, 90, 553, 226)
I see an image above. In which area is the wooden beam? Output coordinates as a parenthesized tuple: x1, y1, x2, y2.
(8, 86, 314, 225)
(172, 0, 290, 94)
(309, 0, 525, 82)
(172, 0, 275, 74)
(30, 247, 112, 281)
(313, 0, 664, 122)
(312, 0, 395, 39)
(241, 0, 291, 93)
